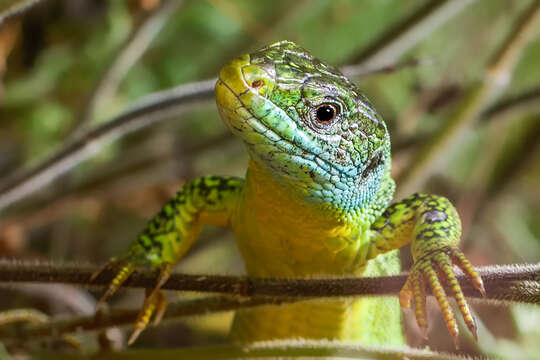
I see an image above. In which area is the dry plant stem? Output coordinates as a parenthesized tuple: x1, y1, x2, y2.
(74, 0, 185, 135)
(0, 262, 537, 344)
(0, 0, 477, 213)
(396, 1, 540, 198)
(38, 341, 467, 360)
(345, 0, 478, 74)
(0, 0, 48, 28)
(1, 275, 538, 344)
(0, 260, 537, 301)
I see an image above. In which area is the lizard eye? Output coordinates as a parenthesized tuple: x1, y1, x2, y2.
(315, 103, 338, 124)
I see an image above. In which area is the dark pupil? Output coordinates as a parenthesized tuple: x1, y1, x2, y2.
(316, 105, 335, 122)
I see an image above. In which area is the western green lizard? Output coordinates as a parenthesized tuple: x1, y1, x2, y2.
(97, 41, 485, 348)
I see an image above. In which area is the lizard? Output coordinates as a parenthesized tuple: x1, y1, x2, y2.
(96, 40, 485, 348)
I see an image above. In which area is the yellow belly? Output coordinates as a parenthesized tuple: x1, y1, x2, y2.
(229, 162, 404, 345)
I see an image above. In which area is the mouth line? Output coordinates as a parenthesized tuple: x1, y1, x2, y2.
(218, 75, 377, 181)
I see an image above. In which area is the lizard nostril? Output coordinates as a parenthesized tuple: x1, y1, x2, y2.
(251, 79, 264, 88)
(362, 152, 383, 178)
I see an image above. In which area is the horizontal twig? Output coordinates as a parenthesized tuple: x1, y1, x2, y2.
(0, 260, 538, 301)
(0, 260, 537, 344)
(3, 276, 539, 344)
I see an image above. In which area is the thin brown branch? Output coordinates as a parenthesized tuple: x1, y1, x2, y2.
(74, 0, 185, 135)
(0, 261, 537, 344)
(0, 260, 537, 301)
(0, 0, 49, 28)
(0, 265, 537, 344)
(396, 1, 540, 197)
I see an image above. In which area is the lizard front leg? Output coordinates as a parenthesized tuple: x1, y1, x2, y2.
(364, 193, 485, 348)
(94, 176, 243, 344)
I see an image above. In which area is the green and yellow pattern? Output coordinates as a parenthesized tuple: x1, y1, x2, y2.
(97, 41, 484, 348)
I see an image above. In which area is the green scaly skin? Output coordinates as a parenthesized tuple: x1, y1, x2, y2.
(97, 41, 485, 347)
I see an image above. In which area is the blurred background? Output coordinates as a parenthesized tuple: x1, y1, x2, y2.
(0, 0, 538, 358)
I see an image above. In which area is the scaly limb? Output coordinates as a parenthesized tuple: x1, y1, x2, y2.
(128, 264, 171, 345)
(94, 176, 243, 344)
(367, 192, 485, 347)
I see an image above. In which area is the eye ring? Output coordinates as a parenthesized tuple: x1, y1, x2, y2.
(314, 103, 338, 124)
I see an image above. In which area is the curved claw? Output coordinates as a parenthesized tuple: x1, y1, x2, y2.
(451, 250, 486, 297)
(127, 263, 172, 345)
(411, 271, 428, 339)
(399, 275, 413, 308)
(97, 262, 138, 309)
(152, 290, 168, 326)
(434, 252, 478, 341)
(403, 246, 483, 349)
(423, 263, 460, 349)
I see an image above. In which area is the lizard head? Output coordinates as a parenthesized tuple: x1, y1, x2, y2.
(215, 41, 391, 209)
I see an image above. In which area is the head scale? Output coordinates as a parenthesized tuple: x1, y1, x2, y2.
(215, 41, 391, 210)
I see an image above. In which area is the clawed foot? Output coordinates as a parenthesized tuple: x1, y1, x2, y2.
(91, 260, 172, 344)
(399, 246, 485, 348)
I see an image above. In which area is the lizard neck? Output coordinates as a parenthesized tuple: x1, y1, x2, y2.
(244, 160, 349, 223)
(244, 158, 394, 225)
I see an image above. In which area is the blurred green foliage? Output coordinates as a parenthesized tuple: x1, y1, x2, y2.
(0, 0, 538, 358)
